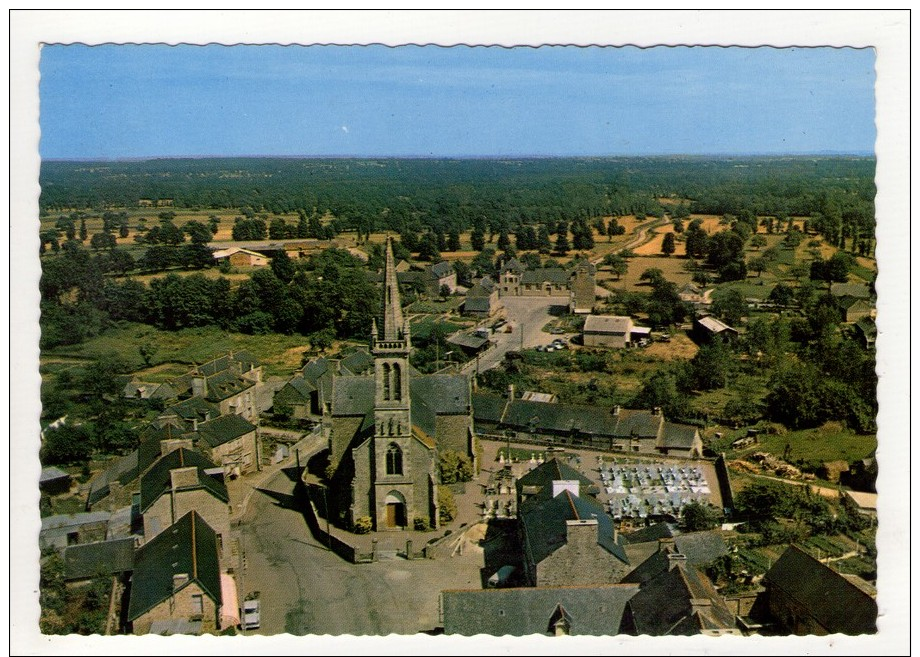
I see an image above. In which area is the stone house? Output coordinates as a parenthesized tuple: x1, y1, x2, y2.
(520, 486, 631, 587)
(463, 276, 500, 317)
(275, 352, 375, 420)
(139, 447, 231, 563)
(127, 511, 223, 635)
(762, 545, 877, 635)
(473, 390, 703, 458)
(194, 413, 260, 476)
(621, 540, 740, 636)
(40, 511, 111, 551)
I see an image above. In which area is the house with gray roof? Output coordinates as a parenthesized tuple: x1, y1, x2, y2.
(40, 511, 112, 551)
(520, 488, 631, 587)
(624, 528, 728, 572)
(464, 276, 500, 317)
(498, 259, 573, 298)
(692, 314, 739, 344)
(763, 545, 877, 635)
(583, 315, 636, 348)
(139, 448, 231, 562)
(515, 457, 598, 511)
(39, 466, 71, 495)
(441, 584, 640, 636)
(63, 537, 135, 582)
(621, 541, 740, 636)
(194, 413, 259, 476)
(127, 511, 223, 635)
(472, 392, 703, 457)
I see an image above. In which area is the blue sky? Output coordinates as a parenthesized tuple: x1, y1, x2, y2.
(39, 44, 876, 159)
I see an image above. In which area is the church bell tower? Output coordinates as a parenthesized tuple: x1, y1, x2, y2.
(370, 237, 414, 529)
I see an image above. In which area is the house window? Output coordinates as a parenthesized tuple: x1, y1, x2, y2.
(191, 593, 204, 615)
(382, 363, 391, 400)
(386, 443, 403, 475)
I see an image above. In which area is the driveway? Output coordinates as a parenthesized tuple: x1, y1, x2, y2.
(237, 468, 485, 636)
(461, 296, 562, 374)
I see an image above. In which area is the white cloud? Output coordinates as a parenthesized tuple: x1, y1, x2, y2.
(341, 125, 349, 133)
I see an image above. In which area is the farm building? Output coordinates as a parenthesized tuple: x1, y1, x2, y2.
(692, 315, 738, 343)
(211, 246, 270, 267)
(582, 315, 650, 348)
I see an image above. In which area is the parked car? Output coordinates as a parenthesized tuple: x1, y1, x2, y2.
(242, 599, 261, 631)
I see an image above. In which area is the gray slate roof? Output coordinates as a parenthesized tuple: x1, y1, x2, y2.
(163, 397, 220, 423)
(127, 511, 222, 622)
(521, 490, 629, 567)
(196, 413, 257, 448)
(447, 332, 489, 350)
(764, 545, 877, 635)
(471, 392, 508, 425)
(695, 315, 737, 334)
(198, 351, 260, 377)
(442, 584, 639, 636)
(139, 448, 228, 513)
(464, 296, 493, 313)
(660, 422, 700, 449)
(202, 369, 254, 403)
(340, 350, 374, 375)
(428, 261, 454, 279)
(331, 376, 376, 416)
(87, 451, 140, 506)
(40, 466, 71, 484)
(516, 458, 598, 509)
(583, 315, 633, 334)
(622, 547, 737, 635)
(830, 282, 871, 299)
(521, 268, 569, 285)
(63, 538, 135, 580)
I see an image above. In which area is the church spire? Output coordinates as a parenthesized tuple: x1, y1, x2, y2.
(381, 237, 405, 341)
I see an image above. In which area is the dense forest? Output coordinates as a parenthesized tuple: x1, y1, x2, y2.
(40, 157, 876, 245)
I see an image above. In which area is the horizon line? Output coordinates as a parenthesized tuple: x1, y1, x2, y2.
(43, 151, 876, 162)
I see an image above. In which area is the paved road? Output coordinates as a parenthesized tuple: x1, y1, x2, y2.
(237, 468, 484, 636)
(461, 296, 564, 375)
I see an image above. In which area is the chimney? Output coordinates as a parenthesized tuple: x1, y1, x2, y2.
(170, 466, 199, 491)
(613, 405, 621, 416)
(192, 418, 198, 432)
(508, 384, 515, 401)
(565, 519, 598, 551)
(653, 406, 662, 416)
(161, 438, 194, 457)
(658, 537, 676, 553)
(192, 375, 207, 398)
(552, 480, 580, 499)
(667, 552, 688, 571)
(173, 573, 189, 590)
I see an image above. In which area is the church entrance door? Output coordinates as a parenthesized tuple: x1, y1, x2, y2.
(386, 502, 406, 528)
(384, 491, 407, 528)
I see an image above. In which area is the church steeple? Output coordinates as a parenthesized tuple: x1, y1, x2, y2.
(381, 237, 405, 342)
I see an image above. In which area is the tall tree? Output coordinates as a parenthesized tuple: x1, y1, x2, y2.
(661, 232, 676, 256)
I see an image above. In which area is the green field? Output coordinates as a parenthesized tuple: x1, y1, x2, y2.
(739, 426, 877, 465)
(45, 322, 312, 377)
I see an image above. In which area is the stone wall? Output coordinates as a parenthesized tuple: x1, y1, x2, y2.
(132, 582, 220, 635)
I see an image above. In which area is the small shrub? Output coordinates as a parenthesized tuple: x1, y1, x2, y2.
(413, 517, 430, 532)
(353, 516, 373, 534)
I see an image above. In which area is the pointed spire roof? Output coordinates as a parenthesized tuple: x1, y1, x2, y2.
(382, 237, 405, 340)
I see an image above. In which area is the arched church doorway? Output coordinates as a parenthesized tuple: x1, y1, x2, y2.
(384, 491, 407, 528)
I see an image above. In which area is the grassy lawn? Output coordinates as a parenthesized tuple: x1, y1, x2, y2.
(725, 424, 876, 466)
(46, 322, 311, 377)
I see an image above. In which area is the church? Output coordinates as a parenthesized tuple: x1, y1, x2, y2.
(324, 238, 476, 531)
